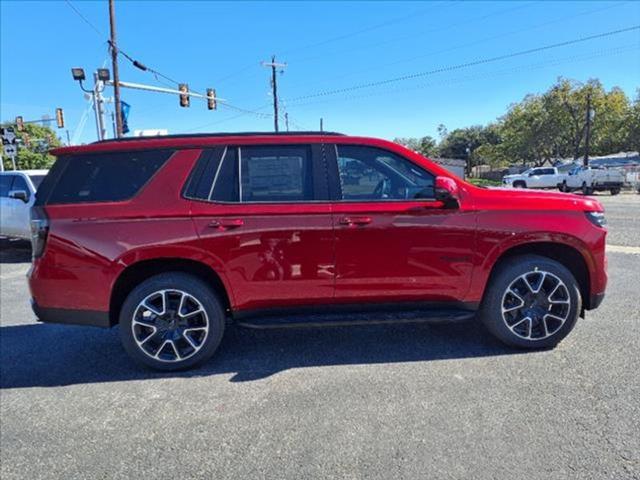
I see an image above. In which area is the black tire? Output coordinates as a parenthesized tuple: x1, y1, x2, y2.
(513, 181, 526, 189)
(119, 273, 225, 371)
(479, 254, 581, 349)
(559, 181, 568, 192)
(610, 188, 620, 196)
(581, 182, 593, 195)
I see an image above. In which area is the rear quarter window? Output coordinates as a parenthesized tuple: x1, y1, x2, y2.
(45, 150, 173, 204)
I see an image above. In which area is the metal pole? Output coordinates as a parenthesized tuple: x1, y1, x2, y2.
(583, 93, 592, 167)
(92, 73, 103, 140)
(271, 56, 279, 132)
(0, 153, 4, 172)
(94, 73, 107, 140)
(109, 0, 123, 137)
(285, 112, 289, 132)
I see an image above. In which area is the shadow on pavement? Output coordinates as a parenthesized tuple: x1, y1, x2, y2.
(0, 237, 32, 264)
(1, 319, 522, 388)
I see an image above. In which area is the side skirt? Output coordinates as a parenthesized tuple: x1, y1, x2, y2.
(233, 302, 477, 330)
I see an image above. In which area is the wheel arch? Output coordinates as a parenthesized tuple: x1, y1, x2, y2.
(109, 258, 232, 326)
(483, 241, 591, 310)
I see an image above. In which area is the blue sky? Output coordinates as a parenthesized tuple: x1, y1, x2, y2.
(1, 1, 639, 144)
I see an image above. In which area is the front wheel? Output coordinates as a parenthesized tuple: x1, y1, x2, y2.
(610, 188, 620, 195)
(582, 182, 593, 195)
(119, 273, 225, 371)
(479, 255, 581, 349)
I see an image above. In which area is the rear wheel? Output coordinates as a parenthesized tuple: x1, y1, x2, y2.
(610, 188, 620, 195)
(559, 181, 568, 192)
(119, 273, 225, 371)
(479, 255, 581, 349)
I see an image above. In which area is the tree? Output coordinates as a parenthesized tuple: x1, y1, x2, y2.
(393, 135, 438, 157)
(1, 122, 61, 170)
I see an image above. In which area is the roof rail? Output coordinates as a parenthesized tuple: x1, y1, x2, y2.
(93, 131, 345, 143)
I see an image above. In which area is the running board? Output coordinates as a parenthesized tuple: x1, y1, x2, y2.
(235, 309, 475, 330)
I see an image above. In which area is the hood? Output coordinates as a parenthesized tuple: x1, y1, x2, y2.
(467, 185, 604, 213)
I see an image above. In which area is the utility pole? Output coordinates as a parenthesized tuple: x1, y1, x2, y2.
(109, 0, 123, 137)
(284, 112, 289, 132)
(262, 56, 286, 132)
(320, 118, 323, 132)
(583, 93, 593, 167)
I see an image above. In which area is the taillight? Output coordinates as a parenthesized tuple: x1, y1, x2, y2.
(30, 206, 49, 258)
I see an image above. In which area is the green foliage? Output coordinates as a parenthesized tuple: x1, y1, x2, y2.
(394, 78, 638, 169)
(393, 135, 438, 157)
(1, 122, 61, 170)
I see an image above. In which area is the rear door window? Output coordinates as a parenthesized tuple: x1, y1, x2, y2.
(46, 150, 173, 204)
(239, 145, 313, 202)
(185, 144, 328, 203)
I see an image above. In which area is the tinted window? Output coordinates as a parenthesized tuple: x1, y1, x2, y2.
(540, 168, 555, 175)
(239, 145, 313, 202)
(336, 145, 434, 200)
(210, 148, 239, 202)
(0, 175, 14, 197)
(47, 150, 172, 204)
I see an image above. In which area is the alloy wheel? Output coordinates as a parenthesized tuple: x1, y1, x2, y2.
(131, 289, 209, 362)
(501, 270, 571, 341)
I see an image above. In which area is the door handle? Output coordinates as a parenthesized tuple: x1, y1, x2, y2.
(208, 218, 244, 229)
(338, 216, 372, 226)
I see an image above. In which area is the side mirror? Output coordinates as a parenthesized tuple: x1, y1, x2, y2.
(8, 190, 29, 203)
(434, 176, 459, 208)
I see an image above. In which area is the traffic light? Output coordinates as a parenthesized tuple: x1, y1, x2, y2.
(56, 108, 65, 129)
(179, 83, 190, 107)
(207, 88, 217, 110)
(16, 116, 24, 131)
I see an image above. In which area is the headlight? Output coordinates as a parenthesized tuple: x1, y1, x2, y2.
(585, 211, 606, 228)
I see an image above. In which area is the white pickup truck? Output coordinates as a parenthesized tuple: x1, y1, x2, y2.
(558, 165, 624, 195)
(0, 170, 48, 239)
(502, 167, 564, 189)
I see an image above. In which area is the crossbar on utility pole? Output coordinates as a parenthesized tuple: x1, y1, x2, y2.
(262, 56, 286, 132)
(109, 0, 123, 137)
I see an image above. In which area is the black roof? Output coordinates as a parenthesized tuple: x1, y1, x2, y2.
(94, 131, 345, 144)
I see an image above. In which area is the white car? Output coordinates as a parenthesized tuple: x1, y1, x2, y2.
(502, 167, 564, 189)
(559, 165, 625, 195)
(0, 170, 48, 239)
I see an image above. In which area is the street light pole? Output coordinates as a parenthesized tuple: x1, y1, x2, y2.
(109, 0, 123, 137)
(93, 72, 107, 141)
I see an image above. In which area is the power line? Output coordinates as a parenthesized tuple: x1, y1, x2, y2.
(289, 2, 533, 66)
(295, 1, 630, 92)
(281, 2, 449, 57)
(286, 25, 640, 103)
(64, 0, 104, 38)
(284, 44, 640, 110)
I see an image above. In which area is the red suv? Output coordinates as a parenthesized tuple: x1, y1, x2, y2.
(28, 132, 607, 370)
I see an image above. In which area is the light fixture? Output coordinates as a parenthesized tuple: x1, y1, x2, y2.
(97, 68, 111, 82)
(71, 67, 86, 81)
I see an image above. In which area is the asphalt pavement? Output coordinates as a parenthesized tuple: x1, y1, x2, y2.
(1, 193, 639, 479)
